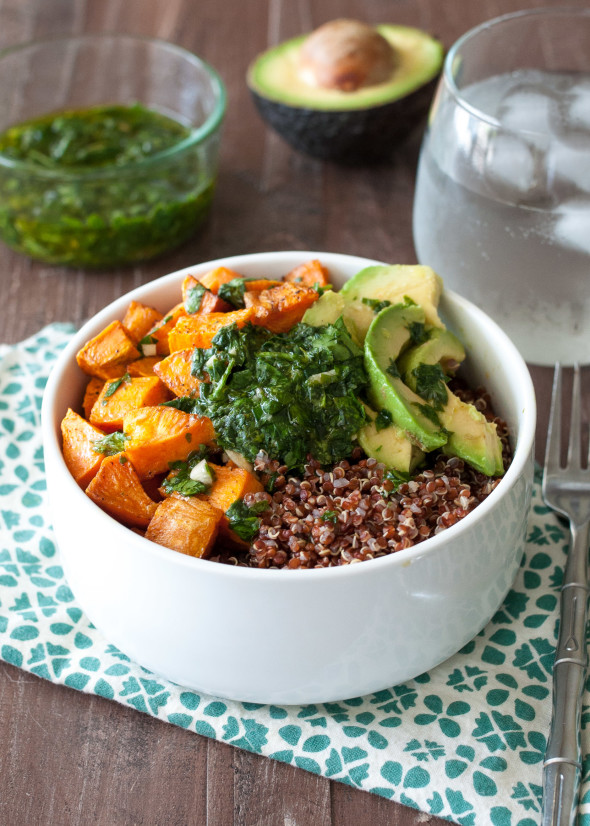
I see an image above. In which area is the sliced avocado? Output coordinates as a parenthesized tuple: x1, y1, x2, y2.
(340, 264, 443, 343)
(364, 303, 447, 452)
(247, 22, 443, 163)
(398, 327, 466, 378)
(302, 289, 345, 326)
(402, 342, 504, 477)
(358, 403, 424, 473)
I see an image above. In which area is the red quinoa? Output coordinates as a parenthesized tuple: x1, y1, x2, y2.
(210, 383, 512, 569)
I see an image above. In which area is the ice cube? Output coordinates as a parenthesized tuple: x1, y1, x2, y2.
(497, 83, 556, 140)
(552, 78, 590, 148)
(568, 82, 590, 131)
(553, 199, 590, 254)
(484, 133, 540, 202)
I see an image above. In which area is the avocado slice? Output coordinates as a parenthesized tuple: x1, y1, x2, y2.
(401, 335, 504, 477)
(358, 403, 424, 473)
(340, 264, 443, 343)
(364, 303, 447, 452)
(302, 289, 345, 326)
(247, 22, 443, 163)
(397, 327, 466, 378)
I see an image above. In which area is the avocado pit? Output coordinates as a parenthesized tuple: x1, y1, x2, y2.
(298, 19, 397, 92)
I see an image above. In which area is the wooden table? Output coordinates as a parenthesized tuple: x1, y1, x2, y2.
(0, 0, 578, 823)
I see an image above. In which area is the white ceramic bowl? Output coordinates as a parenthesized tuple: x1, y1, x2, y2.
(41, 251, 536, 704)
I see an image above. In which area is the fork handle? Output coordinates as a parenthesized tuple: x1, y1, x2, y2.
(542, 522, 590, 826)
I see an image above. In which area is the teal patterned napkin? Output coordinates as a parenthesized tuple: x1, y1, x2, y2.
(1, 324, 588, 826)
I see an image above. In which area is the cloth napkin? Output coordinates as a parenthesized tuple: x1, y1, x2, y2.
(1, 324, 588, 826)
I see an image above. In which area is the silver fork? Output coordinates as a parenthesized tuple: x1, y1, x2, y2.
(542, 364, 590, 826)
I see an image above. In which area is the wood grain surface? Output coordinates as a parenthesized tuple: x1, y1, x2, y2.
(0, 0, 577, 824)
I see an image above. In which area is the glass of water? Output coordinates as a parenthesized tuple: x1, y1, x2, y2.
(413, 8, 590, 365)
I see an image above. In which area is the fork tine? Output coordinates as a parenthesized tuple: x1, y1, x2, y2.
(567, 363, 582, 469)
(544, 363, 563, 474)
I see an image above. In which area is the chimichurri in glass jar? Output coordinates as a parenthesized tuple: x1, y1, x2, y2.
(0, 103, 217, 267)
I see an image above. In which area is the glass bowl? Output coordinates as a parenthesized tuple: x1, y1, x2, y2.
(0, 34, 226, 268)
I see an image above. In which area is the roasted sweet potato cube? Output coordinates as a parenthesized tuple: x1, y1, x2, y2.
(283, 259, 330, 288)
(153, 349, 202, 397)
(244, 279, 282, 292)
(123, 406, 215, 478)
(182, 274, 232, 314)
(145, 302, 187, 356)
(200, 464, 265, 546)
(89, 376, 171, 433)
(85, 453, 158, 528)
(76, 320, 141, 380)
(246, 282, 318, 333)
(145, 495, 222, 558)
(61, 408, 106, 488)
(83, 377, 105, 419)
(198, 266, 244, 294)
(122, 301, 164, 343)
(127, 356, 162, 377)
(168, 308, 255, 352)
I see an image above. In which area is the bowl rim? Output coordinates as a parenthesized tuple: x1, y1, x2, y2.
(41, 250, 536, 582)
(0, 32, 227, 179)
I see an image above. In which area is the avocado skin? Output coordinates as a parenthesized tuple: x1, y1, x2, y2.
(250, 78, 437, 164)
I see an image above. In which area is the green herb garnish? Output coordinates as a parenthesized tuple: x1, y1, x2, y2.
(412, 363, 450, 411)
(386, 359, 400, 379)
(101, 372, 130, 404)
(414, 402, 441, 426)
(226, 498, 270, 542)
(92, 430, 127, 456)
(218, 278, 246, 309)
(189, 319, 367, 470)
(362, 297, 392, 313)
(375, 408, 393, 431)
(321, 510, 338, 524)
(185, 282, 208, 314)
(407, 322, 429, 346)
(161, 447, 213, 497)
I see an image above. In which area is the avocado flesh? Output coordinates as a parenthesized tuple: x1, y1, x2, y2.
(302, 289, 345, 326)
(340, 264, 443, 343)
(248, 25, 444, 110)
(364, 304, 447, 452)
(401, 333, 504, 477)
(358, 403, 423, 473)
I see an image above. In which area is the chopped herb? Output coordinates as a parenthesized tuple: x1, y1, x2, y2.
(375, 408, 393, 431)
(102, 372, 130, 404)
(92, 430, 127, 456)
(189, 319, 367, 470)
(185, 282, 208, 314)
(226, 498, 269, 542)
(412, 363, 450, 410)
(407, 321, 429, 346)
(384, 469, 410, 492)
(162, 396, 200, 413)
(265, 472, 279, 493)
(313, 282, 333, 296)
(161, 447, 213, 496)
(402, 296, 417, 306)
(362, 297, 392, 313)
(138, 333, 158, 347)
(386, 359, 400, 379)
(414, 402, 441, 426)
(218, 278, 246, 309)
(163, 314, 173, 324)
(185, 432, 192, 442)
(321, 510, 338, 524)
(119, 455, 128, 464)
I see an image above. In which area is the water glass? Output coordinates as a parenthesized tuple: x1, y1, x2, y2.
(413, 8, 590, 365)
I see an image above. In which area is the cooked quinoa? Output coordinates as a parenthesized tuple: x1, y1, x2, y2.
(210, 384, 512, 569)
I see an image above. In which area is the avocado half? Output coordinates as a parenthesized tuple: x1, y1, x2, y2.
(247, 23, 444, 163)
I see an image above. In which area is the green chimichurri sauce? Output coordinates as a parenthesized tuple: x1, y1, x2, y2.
(0, 103, 216, 267)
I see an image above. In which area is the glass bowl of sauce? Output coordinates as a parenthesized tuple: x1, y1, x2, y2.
(0, 34, 226, 267)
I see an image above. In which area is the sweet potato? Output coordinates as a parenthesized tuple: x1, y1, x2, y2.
(61, 408, 106, 488)
(123, 406, 215, 478)
(244, 279, 282, 292)
(144, 302, 187, 356)
(168, 308, 255, 352)
(245, 282, 319, 333)
(82, 377, 104, 419)
(182, 274, 232, 314)
(284, 259, 330, 288)
(153, 349, 202, 397)
(145, 495, 222, 558)
(198, 266, 243, 294)
(76, 320, 141, 380)
(200, 464, 264, 546)
(86, 453, 158, 528)
(122, 301, 164, 343)
(89, 376, 172, 433)
(127, 356, 162, 377)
